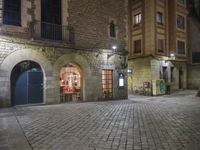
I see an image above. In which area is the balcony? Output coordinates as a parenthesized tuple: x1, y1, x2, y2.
(31, 21, 74, 44)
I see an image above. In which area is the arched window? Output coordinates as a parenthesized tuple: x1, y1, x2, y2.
(3, 0, 21, 26)
(109, 21, 116, 38)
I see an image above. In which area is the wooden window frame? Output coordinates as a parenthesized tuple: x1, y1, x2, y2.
(177, 40, 186, 55)
(102, 70, 113, 100)
(3, 0, 21, 26)
(134, 13, 142, 25)
(157, 12, 163, 25)
(133, 39, 142, 54)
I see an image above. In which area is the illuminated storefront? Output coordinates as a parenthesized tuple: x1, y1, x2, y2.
(60, 63, 82, 102)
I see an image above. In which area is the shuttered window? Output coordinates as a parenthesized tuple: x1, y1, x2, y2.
(3, 0, 21, 26)
(158, 39, 164, 53)
(177, 40, 185, 55)
(192, 52, 200, 64)
(41, 0, 61, 24)
(134, 40, 141, 54)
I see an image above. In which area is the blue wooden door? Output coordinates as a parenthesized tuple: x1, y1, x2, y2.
(14, 71, 28, 105)
(28, 71, 43, 104)
(13, 71, 43, 105)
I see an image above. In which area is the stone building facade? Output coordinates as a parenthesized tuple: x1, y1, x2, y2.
(128, 0, 188, 95)
(0, 0, 128, 107)
(187, 0, 200, 89)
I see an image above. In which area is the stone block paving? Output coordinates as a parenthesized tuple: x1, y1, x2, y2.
(1, 90, 200, 150)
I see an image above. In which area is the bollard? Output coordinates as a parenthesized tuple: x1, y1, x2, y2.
(197, 89, 200, 97)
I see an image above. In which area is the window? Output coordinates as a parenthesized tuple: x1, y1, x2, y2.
(177, 0, 185, 5)
(158, 39, 164, 53)
(192, 52, 200, 64)
(157, 12, 163, 25)
(171, 67, 174, 82)
(3, 0, 21, 26)
(102, 70, 113, 100)
(177, 40, 185, 55)
(41, 0, 62, 40)
(162, 67, 168, 82)
(109, 21, 116, 38)
(133, 40, 142, 54)
(177, 15, 185, 29)
(134, 13, 141, 25)
(41, 0, 61, 24)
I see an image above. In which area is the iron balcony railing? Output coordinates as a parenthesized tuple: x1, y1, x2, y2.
(31, 21, 74, 43)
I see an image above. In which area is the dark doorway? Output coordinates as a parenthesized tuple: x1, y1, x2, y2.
(11, 61, 44, 106)
(162, 67, 168, 83)
(41, 0, 62, 40)
(179, 67, 183, 89)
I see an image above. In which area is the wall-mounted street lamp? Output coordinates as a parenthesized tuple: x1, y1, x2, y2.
(112, 45, 117, 51)
(107, 45, 118, 59)
(170, 52, 175, 60)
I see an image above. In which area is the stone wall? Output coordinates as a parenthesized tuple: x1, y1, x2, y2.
(128, 56, 187, 95)
(0, 0, 128, 50)
(0, 0, 128, 107)
(68, 0, 127, 50)
(0, 36, 127, 107)
(188, 16, 200, 89)
(128, 57, 152, 93)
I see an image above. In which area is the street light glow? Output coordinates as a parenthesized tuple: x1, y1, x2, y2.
(112, 45, 117, 50)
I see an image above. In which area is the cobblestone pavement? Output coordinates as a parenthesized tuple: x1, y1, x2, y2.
(1, 90, 200, 150)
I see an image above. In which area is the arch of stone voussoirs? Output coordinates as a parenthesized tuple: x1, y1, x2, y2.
(54, 53, 92, 101)
(0, 49, 53, 106)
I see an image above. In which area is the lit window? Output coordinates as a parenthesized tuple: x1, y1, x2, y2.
(3, 0, 21, 26)
(177, 15, 185, 29)
(127, 69, 133, 74)
(177, 0, 185, 5)
(109, 21, 116, 38)
(134, 13, 141, 25)
(192, 52, 200, 64)
(158, 39, 164, 53)
(177, 40, 185, 55)
(133, 40, 141, 54)
(157, 12, 163, 25)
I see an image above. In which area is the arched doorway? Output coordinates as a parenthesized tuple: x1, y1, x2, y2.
(60, 63, 82, 102)
(11, 61, 44, 106)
